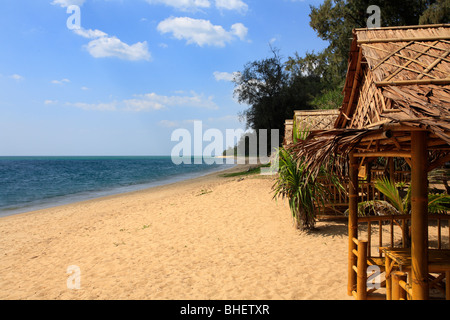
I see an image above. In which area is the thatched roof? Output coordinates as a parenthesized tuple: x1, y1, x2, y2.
(293, 24, 450, 177)
(337, 24, 450, 130)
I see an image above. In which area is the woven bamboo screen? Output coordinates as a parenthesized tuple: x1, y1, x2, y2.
(294, 110, 340, 132)
(284, 119, 293, 146)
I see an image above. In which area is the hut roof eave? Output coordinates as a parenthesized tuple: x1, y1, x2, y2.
(290, 121, 450, 178)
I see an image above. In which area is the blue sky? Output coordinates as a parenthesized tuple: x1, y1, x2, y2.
(0, 0, 327, 156)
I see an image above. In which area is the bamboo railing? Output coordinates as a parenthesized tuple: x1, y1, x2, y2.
(358, 214, 450, 255)
(318, 170, 410, 218)
(351, 214, 450, 300)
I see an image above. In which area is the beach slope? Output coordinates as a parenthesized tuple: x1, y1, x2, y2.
(0, 166, 351, 300)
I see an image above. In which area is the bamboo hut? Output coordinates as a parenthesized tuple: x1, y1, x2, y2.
(291, 24, 450, 300)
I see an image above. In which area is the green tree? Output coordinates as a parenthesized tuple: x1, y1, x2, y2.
(233, 47, 288, 133)
(233, 47, 322, 150)
(419, 0, 450, 24)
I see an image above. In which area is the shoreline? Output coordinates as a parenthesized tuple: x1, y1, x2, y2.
(0, 164, 352, 300)
(0, 162, 239, 219)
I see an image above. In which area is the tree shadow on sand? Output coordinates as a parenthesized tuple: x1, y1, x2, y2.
(299, 220, 348, 239)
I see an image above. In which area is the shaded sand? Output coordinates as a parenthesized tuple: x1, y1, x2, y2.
(0, 166, 352, 300)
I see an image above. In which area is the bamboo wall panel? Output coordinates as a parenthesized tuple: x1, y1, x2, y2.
(294, 110, 339, 132)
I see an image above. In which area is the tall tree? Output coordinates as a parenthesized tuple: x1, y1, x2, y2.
(233, 48, 322, 148)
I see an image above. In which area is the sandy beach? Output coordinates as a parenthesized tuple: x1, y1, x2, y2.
(0, 165, 352, 300)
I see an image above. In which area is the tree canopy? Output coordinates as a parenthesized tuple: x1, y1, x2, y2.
(233, 0, 449, 146)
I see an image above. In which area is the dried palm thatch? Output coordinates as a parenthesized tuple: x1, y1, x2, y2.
(290, 128, 372, 178)
(292, 24, 450, 177)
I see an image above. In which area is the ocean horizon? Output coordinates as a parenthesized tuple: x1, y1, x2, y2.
(0, 156, 235, 218)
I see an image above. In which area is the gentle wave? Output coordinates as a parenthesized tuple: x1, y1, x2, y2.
(0, 156, 235, 217)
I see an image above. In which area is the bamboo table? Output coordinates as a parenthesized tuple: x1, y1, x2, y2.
(383, 248, 450, 300)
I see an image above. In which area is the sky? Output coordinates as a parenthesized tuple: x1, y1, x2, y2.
(0, 0, 328, 156)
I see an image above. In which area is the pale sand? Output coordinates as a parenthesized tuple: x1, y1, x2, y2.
(0, 166, 352, 300)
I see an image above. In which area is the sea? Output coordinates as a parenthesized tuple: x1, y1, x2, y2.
(0, 156, 235, 218)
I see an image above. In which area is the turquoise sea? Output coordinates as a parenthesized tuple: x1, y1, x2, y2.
(0, 156, 234, 217)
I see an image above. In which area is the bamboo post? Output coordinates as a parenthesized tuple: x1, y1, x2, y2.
(446, 271, 450, 300)
(386, 254, 392, 300)
(390, 219, 394, 248)
(389, 158, 395, 182)
(357, 241, 368, 300)
(402, 219, 406, 248)
(438, 219, 442, 249)
(410, 131, 429, 300)
(379, 220, 383, 258)
(368, 222, 372, 257)
(348, 151, 359, 296)
(392, 272, 408, 300)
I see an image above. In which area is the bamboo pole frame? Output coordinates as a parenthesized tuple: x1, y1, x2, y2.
(348, 152, 359, 296)
(353, 24, 450, 32)
(392, 272, 408, 300)
(354, 151, 411, 158)
(357, 35, 450, 44)
(375, 78, 450, 87)
(410, 131, 429, 300)
(356, 241, 368, 300)
(447, 271, 450, 300)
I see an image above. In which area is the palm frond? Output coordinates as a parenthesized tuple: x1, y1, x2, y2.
(428, 193, 450, 214)
(374, 177, 406, 214)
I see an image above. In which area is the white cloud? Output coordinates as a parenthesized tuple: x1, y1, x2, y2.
(10, 74, 24, 81)
(56, 4, 150, 61)
(73, 28, 151, 61)
(51, 0, 86, 7)
(74, 28, 108, 39)
(157, 17, 247, 47)
(213, 71, 239, 82)
(51, 78, 70, 85)
(124, 92, 219, 112)
(159, 120, 180, 128)
(60, 91, 218, 112)
(66, 101, 118, 111)
(147, 0, 249, 13)
(230, 23, 248, 40)
(81, 86, 89, 90)
(86, 36, 151, 61)
(146, 0, 211, 11)
(215, 0, 248, 13)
